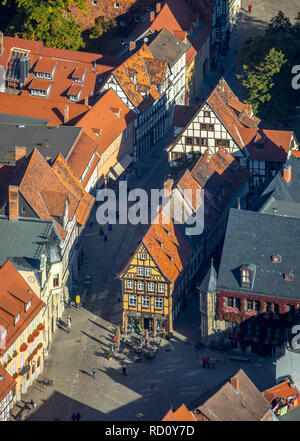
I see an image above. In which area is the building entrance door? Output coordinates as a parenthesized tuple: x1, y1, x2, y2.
(143, 317, 150, 330)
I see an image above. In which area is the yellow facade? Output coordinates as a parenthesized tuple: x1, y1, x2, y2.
(120, 243, 175, 332)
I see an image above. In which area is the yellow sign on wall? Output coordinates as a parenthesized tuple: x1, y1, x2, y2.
(76, 295, 80, 304)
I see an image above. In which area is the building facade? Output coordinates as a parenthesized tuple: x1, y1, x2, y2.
(119, 211, 192, 332)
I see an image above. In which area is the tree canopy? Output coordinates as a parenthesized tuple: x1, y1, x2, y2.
(1, 0, 87, 50)
(237, 10, 300, 126)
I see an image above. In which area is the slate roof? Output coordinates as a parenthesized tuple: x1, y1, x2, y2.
(189, 369, 271, 421)
(148, 28, 188, 68)
(0, 113, 48, 125)
(198, 263, 217, 293)
(260, 197, 300, 219)
(217, 208, 300, 301)
(0, 123, 81, 164)
(251, 156, 300, 211)
(0, 218, 61, 268)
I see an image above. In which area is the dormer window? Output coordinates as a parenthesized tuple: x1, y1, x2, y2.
(284, 273, 294, 281)
(0, 327, 7, 341)
(25, 300, 32, 312)
(240, 264, 256, 289)
(14, 313, 20, 325)
(272, 255, 281, 263)
(72, 67, 86, 83)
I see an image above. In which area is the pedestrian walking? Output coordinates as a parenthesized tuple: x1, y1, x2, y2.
(248, 4, 252, 13)
(67, 322, 71, 333)
(202, 357, 206, 368)
(93, 368, 96, 380)
(68, 316, 72, 327)
(75, 412, 81, 421)
(122, 364, 127, 376)
(206, 357, 210, 369)
(71, 412, 76, 421)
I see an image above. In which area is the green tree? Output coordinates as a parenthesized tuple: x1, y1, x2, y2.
(266, 10, 292, 36)
(2, 0, 87, 50)
(237, 48, 287, 115)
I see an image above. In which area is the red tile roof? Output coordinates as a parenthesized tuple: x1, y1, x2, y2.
(263, 380, 300, 403)
(0, 260, 45, 356)
(238, 127, 293, 162)
(0, 363, 15, 404)
(75, 88, 135, 157)
(162, 404, 197, 421)
(34, 57, 57, 74)
(67, 132, 98, 180)
(29, 77, 52, 91)
(112, 44, 165, 111)
(142, 210, 193, 282)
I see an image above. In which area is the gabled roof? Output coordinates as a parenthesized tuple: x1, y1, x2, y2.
(119, 210, 192, 283)
(66, 132, 98, 180)
(238, 127, 293, 162)
(169, 79, 261, 155)
(142, 211, 192, 282)
(162, 403, 197, 421)
(51, 154, 94, 226)
(112, 44, 166, 111)
(0, 260, 45, 356)
(0, 363, 16, 404)
(75, 88, 135, 157)
(173, 104, 197, 128)
(251, 156, 300, 211)
(217, 208, 300, 301)
(148, 28, 188, 68)
(190, 369, 271, 421)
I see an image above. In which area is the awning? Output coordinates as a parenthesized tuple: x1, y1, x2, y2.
(108, 154, 134, 181)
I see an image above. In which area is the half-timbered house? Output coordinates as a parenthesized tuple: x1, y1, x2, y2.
(118, 211, 192, 333)
(102, 43, 173, 159)
(167, 79, 298, 187)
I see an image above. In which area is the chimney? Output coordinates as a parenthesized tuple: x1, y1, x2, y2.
(15, 146, 26, 162)
(150, 11, 155, 22)
(203, 149, 209, 163)
(0, 32, 3, 56)
(156, 2, 161, 13)
(283, 165, 291, 185)
(8, 185, 19, 221)
(164, 179, 173, 197)
(64, 104, 69, 124)
(129, 41, 136, 52)
(230, 377, 239, 392)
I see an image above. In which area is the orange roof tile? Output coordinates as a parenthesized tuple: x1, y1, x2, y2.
(34, 57, 57, 74)
(142, 211, 192, 282)
(0, 260, 45, 356)
(112, 44, 163, 111)
(162, 404, 196, 421)
(263, 381, 300, 403)
(0, 363, 16, 404)
(29, 77, 52, 91)
(51, 154, 94, 226)
(67, 132, 98, 180)
(238, 127, 293, 162)
(67, 83, 83, 97)
(75, 88, 135, 156)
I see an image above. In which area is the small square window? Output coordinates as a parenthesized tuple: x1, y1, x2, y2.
(186, 137, 193, 145)
(129, 295, 137, 306)
(204, 111, 211, 118)
(148, 282, 154, 292)
(142, 296, 150, 307)
(137, 281, 144, 291)
(144, 268, 151, 277)
(201, 123, 207, 130)
(140, 253, 147, 260)
(158, 283, 165, 293)
(21, 206, 26, 213)
(114, 2, 120, 8)
(194, 137, 200, 145)
(126, 280, 134, 289)
(208, 124, 214, 131)
(137, 266, 144, 276)
(155, 297, 163, 309)
(201, 138, 207, 146)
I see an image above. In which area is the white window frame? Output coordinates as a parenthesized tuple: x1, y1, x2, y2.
(142, 296, 150, 308)
(147, 282, 154, 292)
(158, 283, 165, 293)
(155, 297, 164, 309)
(137, 281, 144, 291)
(144, 267, 151, 277)
(126, 280, 134, 289)
(137, 266, 144, 276)
(129, 295, 137, 307)
(140, 252, 147, 260)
